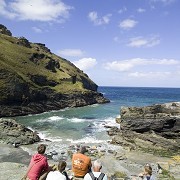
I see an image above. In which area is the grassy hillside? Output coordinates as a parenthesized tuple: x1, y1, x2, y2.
(0, 33, 97, 97)
(0, 25, 109, 117)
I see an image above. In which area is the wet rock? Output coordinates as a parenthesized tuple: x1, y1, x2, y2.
(0, 118, 40, 145)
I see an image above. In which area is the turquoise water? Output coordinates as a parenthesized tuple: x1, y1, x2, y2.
(15, 86, 180, 153)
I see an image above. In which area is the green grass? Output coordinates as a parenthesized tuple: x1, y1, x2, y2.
(140, 147, 179, 158)
(0, 33, 97, 97)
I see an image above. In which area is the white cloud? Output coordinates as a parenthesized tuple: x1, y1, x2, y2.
(0, 0, 73, 22)
(58, 49, 85, 57)
(88, 11, 112, 25)
(32, 26, 42, 33)
(104, 58, 180, 72)
(151, 0, 176, 5)
(72, 58, 97, 71)
(128, 71, 171, 78)
(104, 61, 134, 72)
(118, 7, 127, 14)
(119, 19, 138, 30)
(127, 36, 160, 47)
(137, 8, 146, 13)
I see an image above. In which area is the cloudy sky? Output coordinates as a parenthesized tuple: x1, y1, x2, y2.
(0, 0, 180, 87)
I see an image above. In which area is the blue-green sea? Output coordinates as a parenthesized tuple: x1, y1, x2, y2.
(15, 86, 180, 154)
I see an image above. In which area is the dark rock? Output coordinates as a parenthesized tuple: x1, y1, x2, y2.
(29, 53, 45, 64)
(17, 37, 31, 48)
(0, 118, 40, 145)
(30, 74, 58, 87)
(80, 75, 97, 91)
(0, 24, 12, 36)
(45, 58, 60, 72)
(34, 43, 51, 53)
(111, 102, 180, 153)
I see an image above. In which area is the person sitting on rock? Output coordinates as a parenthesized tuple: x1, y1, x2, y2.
(46, 160, 70, 180)
(133, 164, 155, 180)
(72, 146, 92, 179)
(22, 144, 51, 180)
(84, 159, 107, 180)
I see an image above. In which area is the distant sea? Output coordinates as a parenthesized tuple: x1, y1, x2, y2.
(15, 86, 180, 154)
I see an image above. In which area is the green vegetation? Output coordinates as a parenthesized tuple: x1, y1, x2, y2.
(158, 169, 175, 180)
(0, 33, 97, 100)
(140, 147, 179, 158)
(113, 171, 127, 179)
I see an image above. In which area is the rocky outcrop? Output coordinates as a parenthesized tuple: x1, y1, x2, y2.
(34, 43, 51, 53)
(0, 24, 110, 117)
(17, 37, 31, 48)
(0, 24, 12, 36)
(0, 118, 40, 145)
(110, 102, 180, 154)
(0, 88, 109, 117)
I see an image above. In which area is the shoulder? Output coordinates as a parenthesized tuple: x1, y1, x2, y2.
(47, 171, 66, 179)
(84, 173, 91, 180)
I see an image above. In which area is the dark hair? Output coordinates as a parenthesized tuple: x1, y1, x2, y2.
(144, 165, 152, 175)
(58, 160, 67, 172)
(80, 146, 87, 154)
(37, 144, 46, 154)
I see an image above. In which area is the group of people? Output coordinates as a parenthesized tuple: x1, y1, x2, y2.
(22, 144, 107, 180)
(22, 144, 155, 180)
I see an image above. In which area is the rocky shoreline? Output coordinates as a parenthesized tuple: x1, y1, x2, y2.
(0, 102, 180, 179)
(0, 91, 110, 118)
(108, 102, 180, 156)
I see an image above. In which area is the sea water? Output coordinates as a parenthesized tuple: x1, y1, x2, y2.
(15, 86, 180, 155)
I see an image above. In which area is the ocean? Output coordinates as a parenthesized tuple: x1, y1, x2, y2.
(15, 86, 180, 154)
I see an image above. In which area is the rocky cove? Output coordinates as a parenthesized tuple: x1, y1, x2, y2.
(0, 102, 180, 179)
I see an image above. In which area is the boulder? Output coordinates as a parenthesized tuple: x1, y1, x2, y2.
(0, 24, 12, 36)
(0, 118, 40, 145)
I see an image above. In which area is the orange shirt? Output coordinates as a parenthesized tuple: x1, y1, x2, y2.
(72, 153, 91, 177)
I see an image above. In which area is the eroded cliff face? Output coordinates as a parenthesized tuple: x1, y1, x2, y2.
(0, 25, 110, 117)
(109, 102, 180, 155)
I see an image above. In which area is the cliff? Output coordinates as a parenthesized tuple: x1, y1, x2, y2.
(109, 102, 180, 155)
(0, 25, 109, 117)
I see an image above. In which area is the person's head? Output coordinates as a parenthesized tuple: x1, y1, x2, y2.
(80, 146, 87, 154)
(37, 144, 46, 154)
(58, 160, 67, 172)
(93, 160, 102, 172)
(144, 164, 152, 175)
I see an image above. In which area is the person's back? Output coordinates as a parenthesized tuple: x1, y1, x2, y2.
(72, 146, 91, 178)
(84, 160, 107, 180)
(22, 144, 49, 180)
(28, 153, 49, 180)
(46, 160, 67, 180)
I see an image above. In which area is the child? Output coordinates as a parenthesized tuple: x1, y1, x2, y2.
(138, 164, 155, 180)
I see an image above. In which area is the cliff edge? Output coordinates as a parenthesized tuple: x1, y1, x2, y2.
(0, 25, 109, 117)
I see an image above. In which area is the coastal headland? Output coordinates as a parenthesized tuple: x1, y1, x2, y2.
(0, 24, 109, 118)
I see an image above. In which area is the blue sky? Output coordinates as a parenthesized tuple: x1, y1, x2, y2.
(0, 0, 180, 87)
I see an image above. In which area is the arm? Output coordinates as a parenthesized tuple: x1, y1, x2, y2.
(22, 159, 34, 180)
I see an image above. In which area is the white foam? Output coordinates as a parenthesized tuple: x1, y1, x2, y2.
(49, 116, 64, 121)
(103, 117, 119, 127)
(67, 117, 86, 123)
(36, 116, 64, 122)
(71, 137, 105, 144)
(89, 104, 99, 107)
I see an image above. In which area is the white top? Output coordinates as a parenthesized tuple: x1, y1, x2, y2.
(84, 172, 108, 180)
(46, 171, 66, 180)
